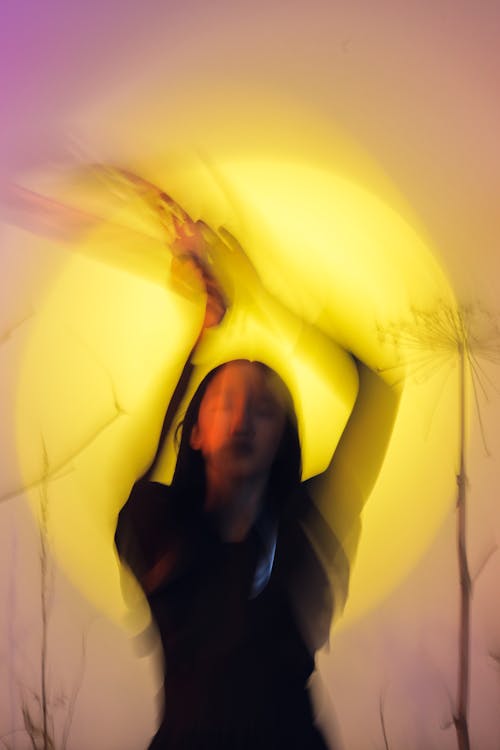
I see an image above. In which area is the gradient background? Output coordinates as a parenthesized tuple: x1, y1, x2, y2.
(1, 1, 499, 748)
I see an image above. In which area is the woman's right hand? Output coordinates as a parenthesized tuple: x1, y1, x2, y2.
(94, 166, 264, 334)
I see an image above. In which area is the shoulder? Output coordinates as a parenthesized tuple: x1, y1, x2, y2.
(114, 480, 176, 573)
(119, 478, 172, 515)
(116, 479, 172, 535)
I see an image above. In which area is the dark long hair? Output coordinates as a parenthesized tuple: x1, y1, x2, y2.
(171, 360, 302, 520)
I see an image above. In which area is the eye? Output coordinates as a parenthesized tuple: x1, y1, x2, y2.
(255, 399, 279, 418)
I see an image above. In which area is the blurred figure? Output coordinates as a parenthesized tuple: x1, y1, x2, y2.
(115, 193, 346, 748)
(116, 358, 337, 749)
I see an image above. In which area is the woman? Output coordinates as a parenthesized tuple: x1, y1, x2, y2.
(114, 193, 345, 748)
(116, 357, 338, 749)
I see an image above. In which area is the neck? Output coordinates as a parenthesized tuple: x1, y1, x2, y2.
(204, 472, 269, 542)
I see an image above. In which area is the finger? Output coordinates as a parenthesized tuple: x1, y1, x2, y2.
(217, 226, 246, 255)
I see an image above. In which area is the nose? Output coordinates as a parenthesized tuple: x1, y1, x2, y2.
(231, 398, 254, 436)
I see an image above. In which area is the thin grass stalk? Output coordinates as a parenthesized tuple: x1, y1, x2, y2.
(454, 342, 471, 750)
(39, 486, 50, 750)
(379, 691, 390, 750)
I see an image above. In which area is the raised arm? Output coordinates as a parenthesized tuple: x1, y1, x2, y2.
(115, 202, 231, 592)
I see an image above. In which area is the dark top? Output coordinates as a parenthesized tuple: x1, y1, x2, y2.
(115, 480, 333, 749)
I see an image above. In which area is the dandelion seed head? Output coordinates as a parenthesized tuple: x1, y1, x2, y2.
(378, 300, 500, 449)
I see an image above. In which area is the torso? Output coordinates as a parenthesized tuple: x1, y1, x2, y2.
(115, 480, 330, 749)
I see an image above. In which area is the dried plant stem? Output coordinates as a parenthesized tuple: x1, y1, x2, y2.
(379, 691, 390, 750)
(380, 302, 500, 749)
(454, 343, 471, 750)
(39, 482, 51, 750)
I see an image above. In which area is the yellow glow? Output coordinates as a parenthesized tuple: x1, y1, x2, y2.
(17, 155, 456, 629)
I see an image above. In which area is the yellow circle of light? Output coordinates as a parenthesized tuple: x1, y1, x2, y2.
(17, 157, 457, 632)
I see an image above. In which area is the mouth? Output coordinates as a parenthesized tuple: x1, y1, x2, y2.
(228, 438, 255, 454)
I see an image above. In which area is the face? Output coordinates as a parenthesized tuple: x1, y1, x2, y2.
(189, 361, 288, 482)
